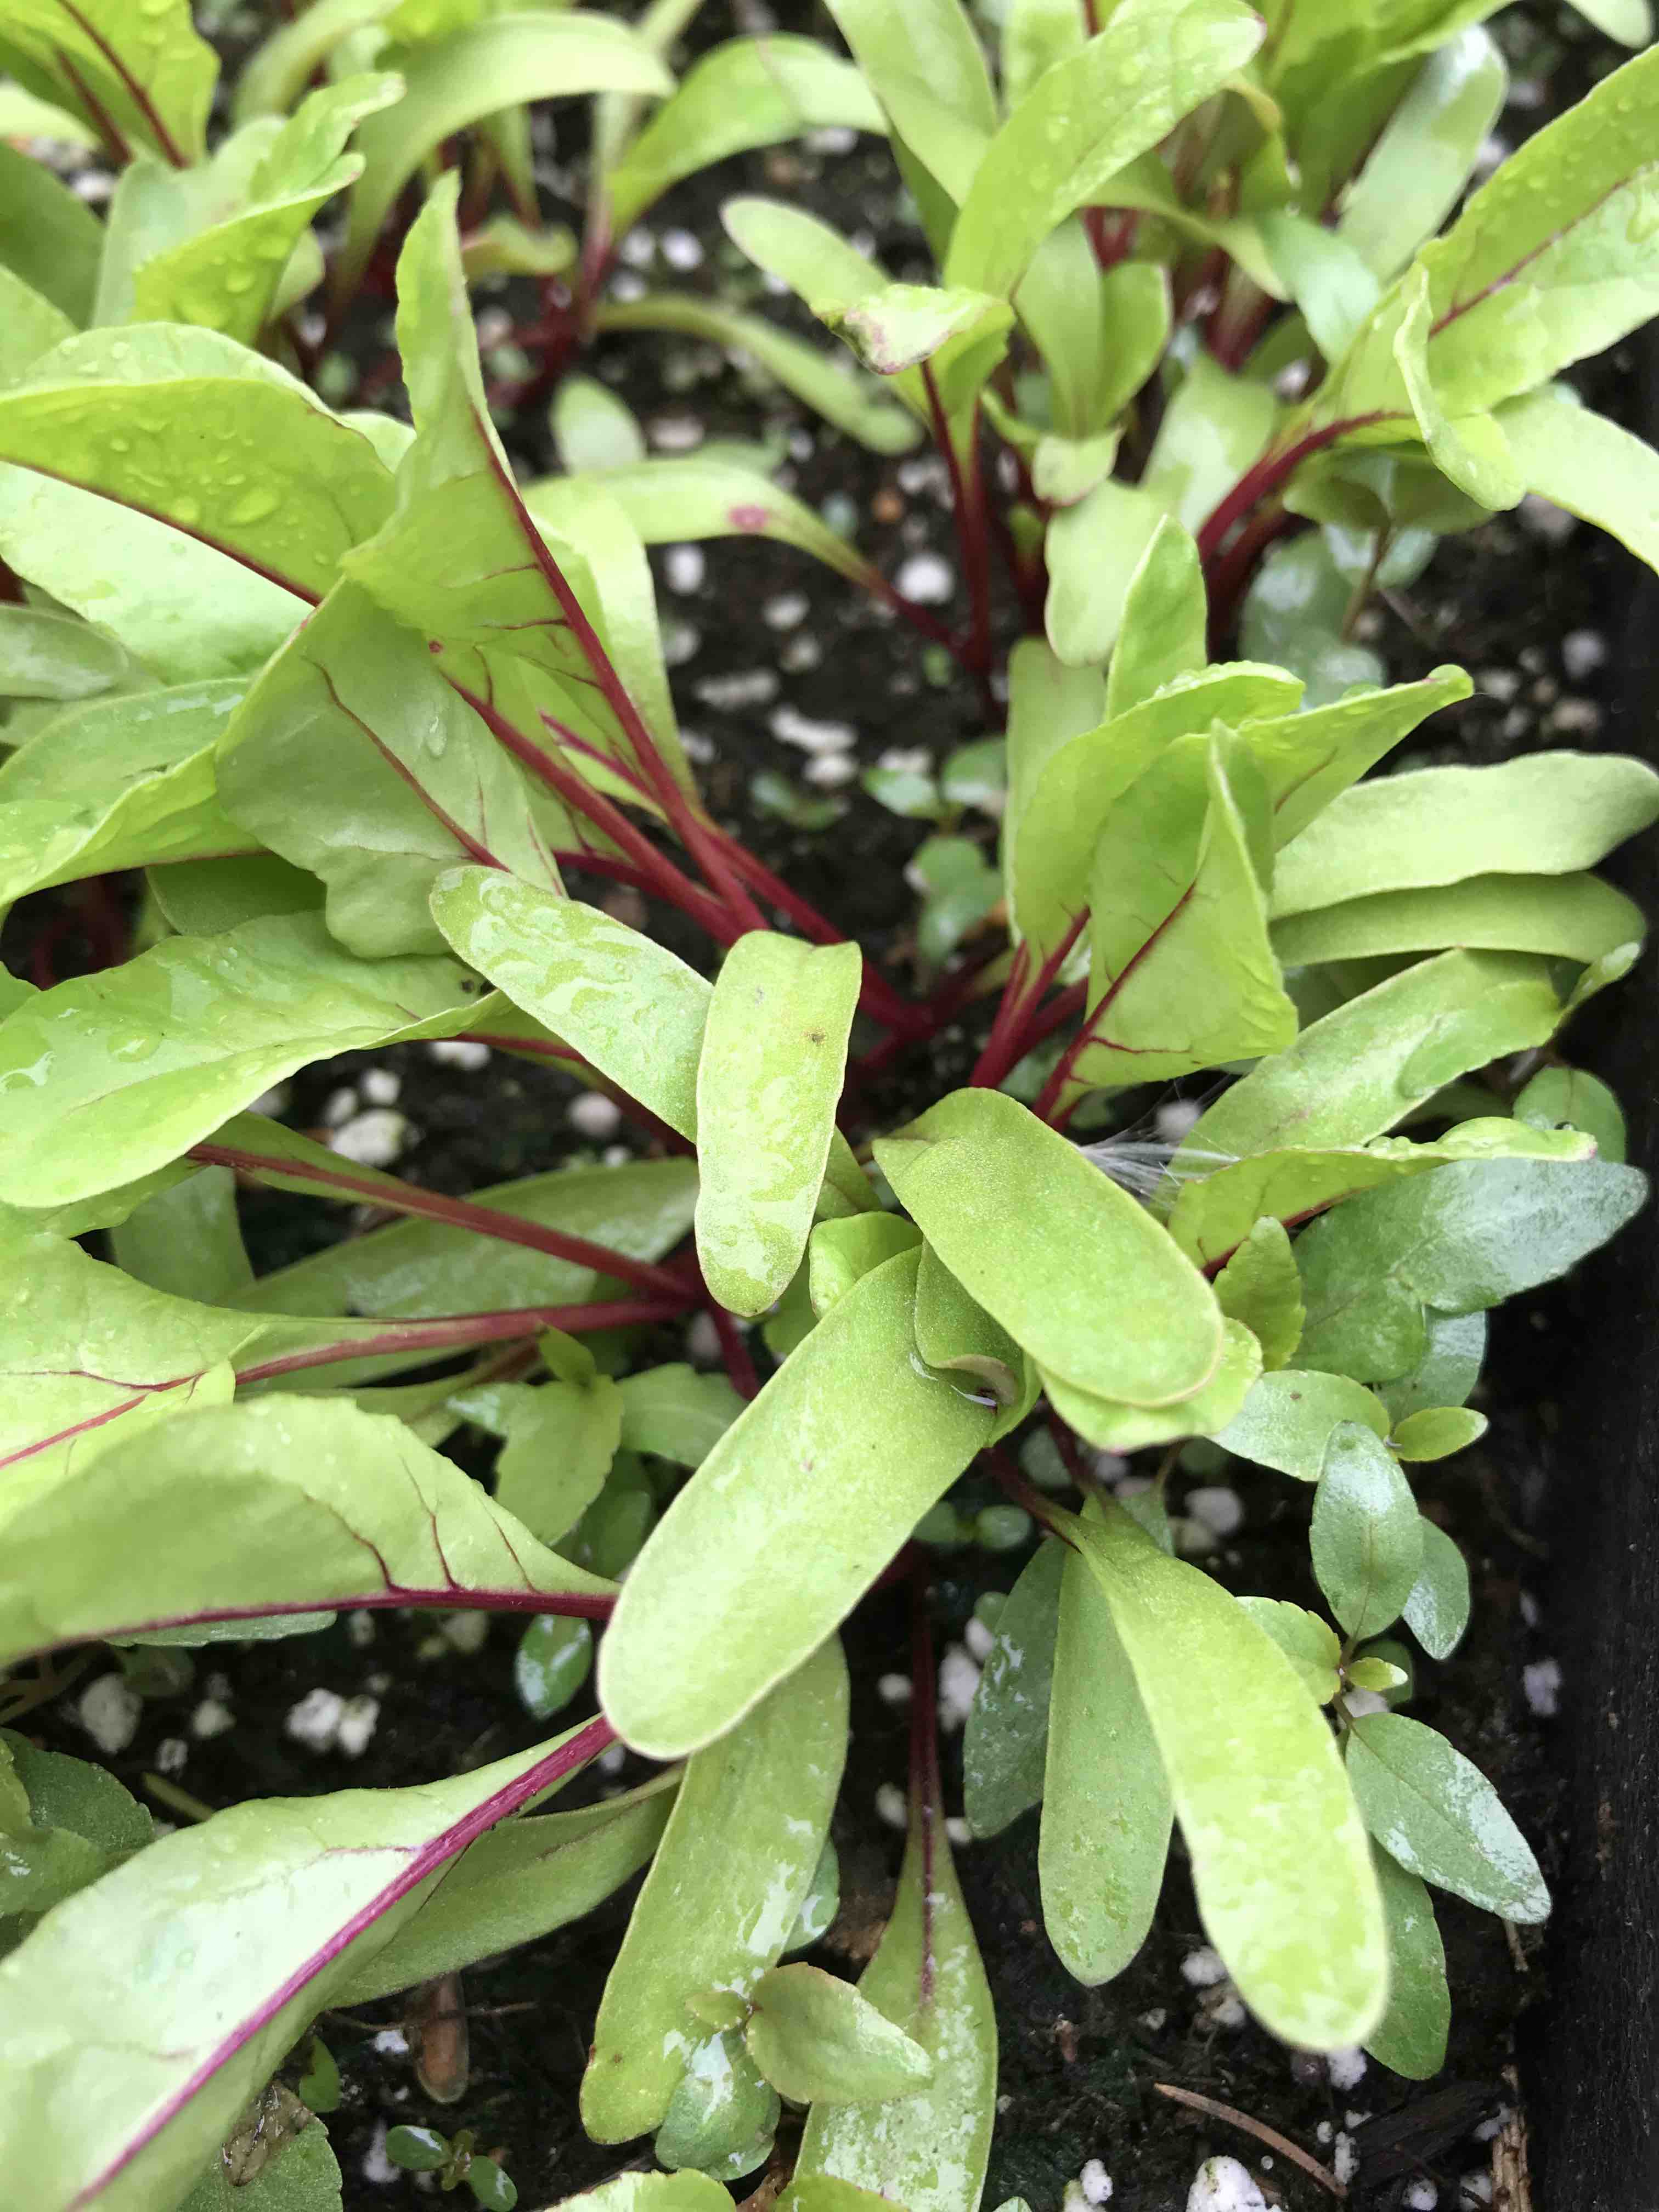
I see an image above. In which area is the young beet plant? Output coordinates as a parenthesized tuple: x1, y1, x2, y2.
(1, 3, 1658, 2211)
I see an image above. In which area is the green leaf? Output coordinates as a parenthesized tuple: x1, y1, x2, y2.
(822, 0, 996, 206)
(1497, 385, 1659, 578)
(1178, 950, 1570, 1165)
(240, 1149, 697, 1325)
(1041, 1316, 1263, 1453)
(1259, 212, 1383, 365)
(1065, 1498, 1387, 2046)
(235, 0, 405, 121)
(337, 12, 670, 289)
(618, 1364, 744, 1466)
(0, 1723, 605, 2212)
(605, 36, 880, 236)
(1295, 1158, 1649, 1381)
(552, 376, 646, 475)
(1364, 1847, 1449, 2081)
(1040, 1537, 1172, 1984)
(0, 1393, 612, 1665)
(0, 676, 250, 905)
(1310, 1421, 1424, 1641)
(176, 2112, 344, 2212)
(914, 1242, 1036, 1437)
(1214, 1218, 1304, 1369)
(387, 2126, 451, 2172)
(696, 934, 861, 1316)
(583, 1641, 847, 2139)
(874, 1089, 1224, 1409)
(1005, 664, 1301, 963)
(1339, 31, 1507, 281)
(655, 2027, 779, 2176)
(1516, 1064, 1627, 1164)
(1244, 669, 1473, 850)
(1073, 732, 1297, 1091)
(1415, 43, 1659, 417)
(111, 1163, 253, 1306)
(943, 0, 1265, 295)
(1376, 1310, 1487, 1425)
(1, 0, 216, 164)
(1235, 1599, 1341, 1704)
(459, 1371, 622, 1545)
(548, 2179, 730, 2212)
(1143, 353, 1280, 537)
(1018, 233, 1169, 442)
(1001, 0, 1085, 108)
(219, 585, 562, 958)
(0, 605, 130, 699)
(1169, 1120, 1593, 1271)
(809, 1214, 923, 1317)
(1392, 1406, 1487, 1460)
(963, 1539, 1064, 1838)
(529, 452, 889, 593)
(512, 1615, 594, 1721)
(1402, 1520, 1472, 1661)
(1216, 1369, 1392, 1482)
(600, 1249, 995, 1758)
(1001, 636, 1104, 923)
(0, 326, 394, 602)
(0, 265, 75, 387)
(1272, 752, 1659, 920)
(0, 464, 304, 684)
(746, 1963, 933, 2104)
(1043, 476, 1165, 668)
(1345, 1711, 1549, 1923)
(133, 75, 404, 346)
(787, 1762, 996, 2211)
(1272, 872, 1646, 970)
(0, 141, 101, 323)
(596, 292, 918, 455)
(0, 912, 486, 1207)
(1105, 517, 1207, 720)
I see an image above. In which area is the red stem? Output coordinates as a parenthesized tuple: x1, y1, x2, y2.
(1195, 415, 1390, 565)
(908, 1571, 941, 2001)
(922, 364, 995, 714)
(190, 1142, 692, 1304)
(969, 910, 1088, 1092)
(708, 1305, 761, 1401)
(54, 49, 131, 165)
(55, 2, 184, 165)
(233, 1297, 693, 1386)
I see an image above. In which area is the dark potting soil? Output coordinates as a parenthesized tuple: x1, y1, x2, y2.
(12, 4, 1654, 2206)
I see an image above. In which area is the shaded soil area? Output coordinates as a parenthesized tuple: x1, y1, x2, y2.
(10, 3, 1652, 2207)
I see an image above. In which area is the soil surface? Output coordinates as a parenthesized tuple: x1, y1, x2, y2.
(10, 4, 1653, 2208)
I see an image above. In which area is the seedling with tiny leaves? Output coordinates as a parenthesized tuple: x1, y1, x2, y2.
(0, 4, 1657, 2209)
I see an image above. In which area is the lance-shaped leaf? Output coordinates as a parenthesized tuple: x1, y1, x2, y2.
(0, 1716, 610, 2212)
(333, 1770, 676, 1999)
(1497, 384, 1659, 578)
(112, 1163, 252, 1306)
(1415, 43, 1659, 416)
(337, 12, 670, 288)
(1043, 476, 1166, 668)
(218, 584, 561, 958)
(596, 293, 918, 454)
(1017, 232, 1169, 444)
(1295, 1157, 1649, 1381)
(1310, 1423, 1423, 1641)
(1242, 668, 1473, 849)
(0, 677, 250, 906)
(530, 451, 889, 594)
(1214, 1218, 1304, 1370)
(1364, 1847, 1449, 2080)
(1, 0, 216, 165)
(1402, 1520, 1472, 1661)
(1339, 30, 1506, 282)
(809, 1215, 922, 1319)
(789, 1739, 996, 2210)
(823, 0, 995, 205)
(1345, 1712, 1549, 1923)
(1040, 1316, 1262, 1454)
(0, 140, 101, 323)
(618, 1365, 744, 1468)
(456, 1364, 622, 1547)
(1393, 1407, 1486, 1460)
(1216, 1370, 1392, 1482)
(1041, 1538, 1172, 1985)
(0, 264, 73, 388)
(1070, 732, 1297, 1092)
(0, 605, 131, 699)
(605, 36, 881, 236)
(1393, 265, 1525, 511)
(1001, 637, 1103, 927)
(1104, 517, 1206, 720)
(745, 1963, 932, 2106)
(1006, 665, 1301, 965)
(237, 1146, 698, 1325)
(1273, 872, 1646, 969)
(1168, 1118, 1594, 1268)
(0, 326, 393, 602)
(133, 74, 404, 345)
(1235, 1600, 1341, 1705)
(0, 912, 487, 1207)
(0, 1393, 613, 1665)
(874, 1090, 1224, 1409)
(431, 870, 707, 1135)
(584, 1641, 847, 2140)
(1259, 212, 1382, 368)
(696, 934, 862, 1315)
(234, 0, 405, 120)
(601, 1249, 994, 1757)
(943, 0, 1263, 295)
(964, 1539, 1063, 1839)
(1143, 354, 1280, 538)
(1177, 950, 1567, 1166)
(0, 464, 305, 685)
(1064, 1499, 1387, 2047)
(1377, 1310, 1487, 1425)
(1272, 752, 1659, 919)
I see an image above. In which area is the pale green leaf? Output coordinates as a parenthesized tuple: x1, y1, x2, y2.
(0, 266, 75, 388)
(552, 376, 646, 474)
(964, 1539, 1063, 1838)
(1, 0, 216, 164)
(1104, 516, 1206, 720)
(824, 0, 996, 204)
(583, 1641, 847, 2139)
(1272, 872, 1646, 969)
(618, 1364, 744, 1466)
(655, 2027, 779, 2177)
(1364, 1847, 1449, 2080)
(1339, 31, 1507, 281)
(512, 1614, 594, 1719)
(1040, 1317, 1262, 1452)
(914, 1242, 1036, 1436)
(1142, 352, 1279, 536)
(1401, 1519, 1472, 1660)
(1498, 385, 1659, 578)
(1346, 1711, 1549, 1922)
(110, 1163, 253, 1307)
(746, 1963, 933, 2104)
(1043, 475, 1165, 667)
(0, 142, 102, 323)
(1515, 1063, 1627, 1163)
(1311, 1422, 1424, 1640)
(1214, 1217, 1304, 1369)
(1392, 1406, 1487, 1460)
(0, 605, 129, 699)
(235, 0, 405, 122)
(809, 1214, 923, 1317)
(1235, 1599, 1341, 1703)
(600, 1249, 995, 1757)
(1216, 1369, 1392, 1482)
